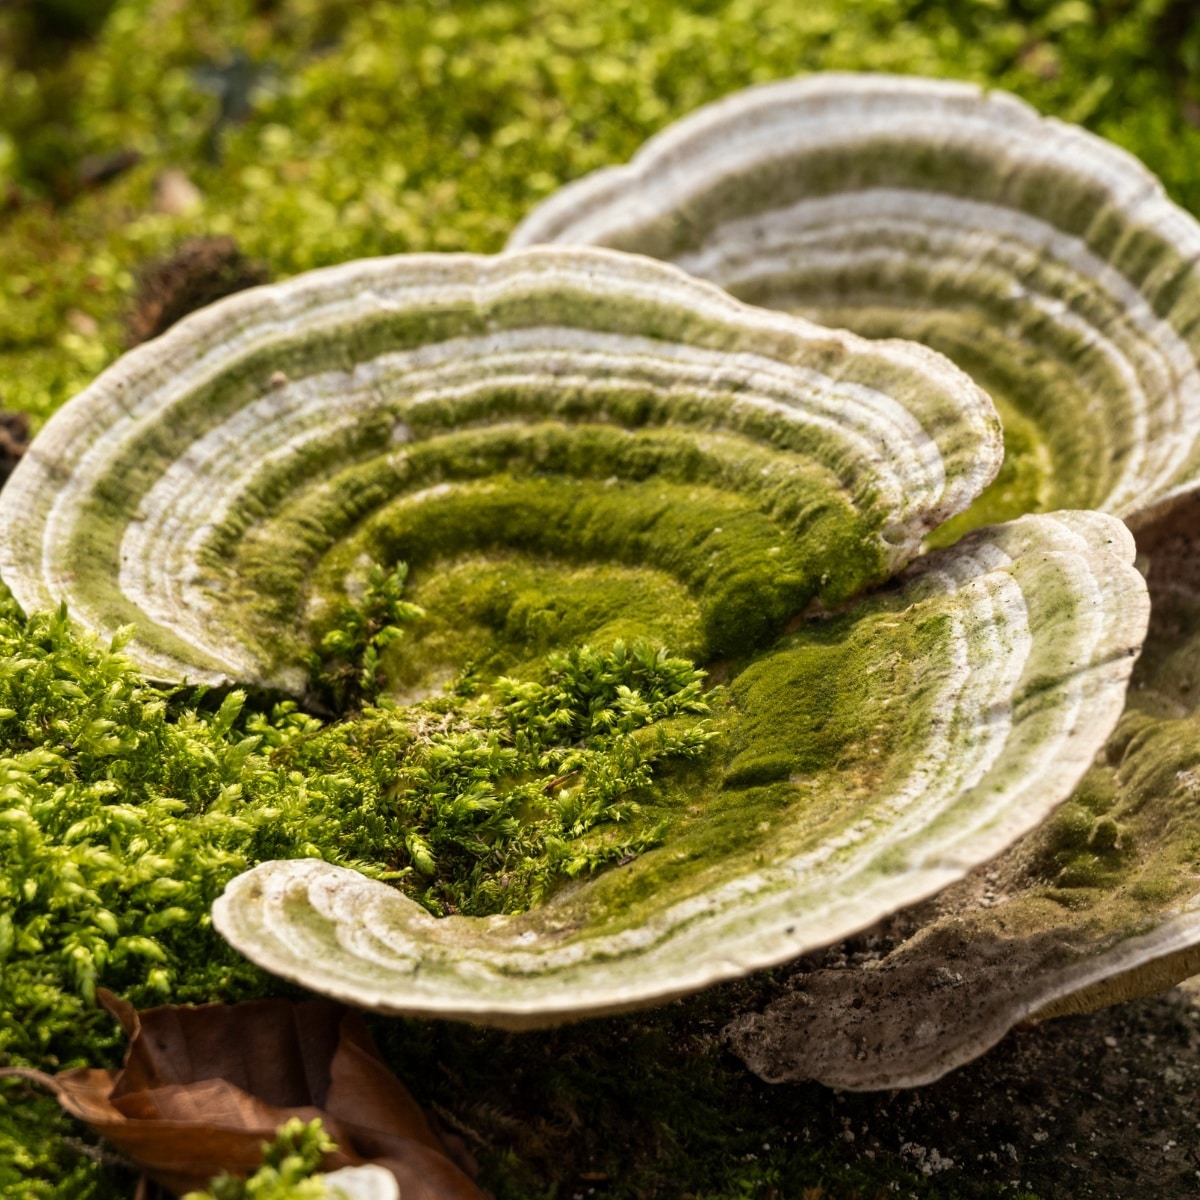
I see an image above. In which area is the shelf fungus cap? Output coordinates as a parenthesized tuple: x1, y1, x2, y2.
(725, 489, 1200, 1090)
(213, 511, 1148, 1026)
(511, 73, 1200, 533)
(1, 242, 1148, 1025)
(0, 246, 1000, 691)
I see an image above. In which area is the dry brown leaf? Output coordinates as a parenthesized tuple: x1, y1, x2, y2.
(1, 990, 485, 1199)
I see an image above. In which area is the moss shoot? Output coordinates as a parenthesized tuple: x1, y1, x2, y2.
(306, 562, 720, 917)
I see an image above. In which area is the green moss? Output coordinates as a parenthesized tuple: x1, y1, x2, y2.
(296, 633, 717, 917)
(387, 555, 707, 693)
(302, 556, 972, 927)
(3, 0, 1196, 437)
(0, 1091, 128, 1199)
(183, 1118, 334, 1200)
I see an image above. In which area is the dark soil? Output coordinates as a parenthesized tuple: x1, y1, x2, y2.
(825, 986, 1200, 1199)
(378, 982, 1200, 1199)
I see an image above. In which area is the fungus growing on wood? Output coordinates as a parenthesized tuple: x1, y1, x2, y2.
(0, 243, 1145, 1027)
(512, 73, 1200, 1074)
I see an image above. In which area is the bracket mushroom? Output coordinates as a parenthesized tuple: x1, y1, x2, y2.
(0, 244, 1149, 1029)
(513, 73, 1200, 1074)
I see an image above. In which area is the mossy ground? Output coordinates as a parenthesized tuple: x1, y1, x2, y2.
(3, 0, 1200, 1196)
(0, 564, 994, 1200)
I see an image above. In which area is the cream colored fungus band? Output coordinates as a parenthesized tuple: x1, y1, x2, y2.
(510, 73, 1200, 532)
(213, 512, 1147, 1026)
(0, 247, 1000, 691)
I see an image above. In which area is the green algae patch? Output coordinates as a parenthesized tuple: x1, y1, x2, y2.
(725, 604, 953, 797)
(791, 305, 1088, 544)
(309, 473, 861, 665)
(561, 599, 958, 936)
(383, 556, 707, 698)
(560, 587, 962, 940)
(225, 414, 889, 683)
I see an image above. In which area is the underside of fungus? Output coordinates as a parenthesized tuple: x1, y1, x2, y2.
(511, 73, 1200, 1067)
(0, 243, 1150, 1025)
(510, 73, 1200, 538)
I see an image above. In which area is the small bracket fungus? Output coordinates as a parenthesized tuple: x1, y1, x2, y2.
(512, 73, 1200, 1071)
(723, 488, 1200, 1090)
(511, 73, 1200, 538)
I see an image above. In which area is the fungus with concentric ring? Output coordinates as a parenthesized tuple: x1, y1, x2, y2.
(0, 245, 1148, 1028)
(511, 73, 1200, 537)
(513, 74, 1200, 1072)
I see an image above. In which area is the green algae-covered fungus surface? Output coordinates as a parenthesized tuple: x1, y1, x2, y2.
(214, 511, 1147, 1025)
(511, 74, 1200, 543)
(0, 246, 1002, 692)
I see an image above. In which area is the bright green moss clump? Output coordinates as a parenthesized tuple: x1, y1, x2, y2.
(0, 581, 719, 1191)
(310, 564, 720, 916)
(353, 639, 714, 917)
(183, 1119, 335, 1200)
(0, 597, 338, 1065)
(0, 576, 718, 1065)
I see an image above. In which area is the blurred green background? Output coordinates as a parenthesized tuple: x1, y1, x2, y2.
(3, 0, 1200, 429)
